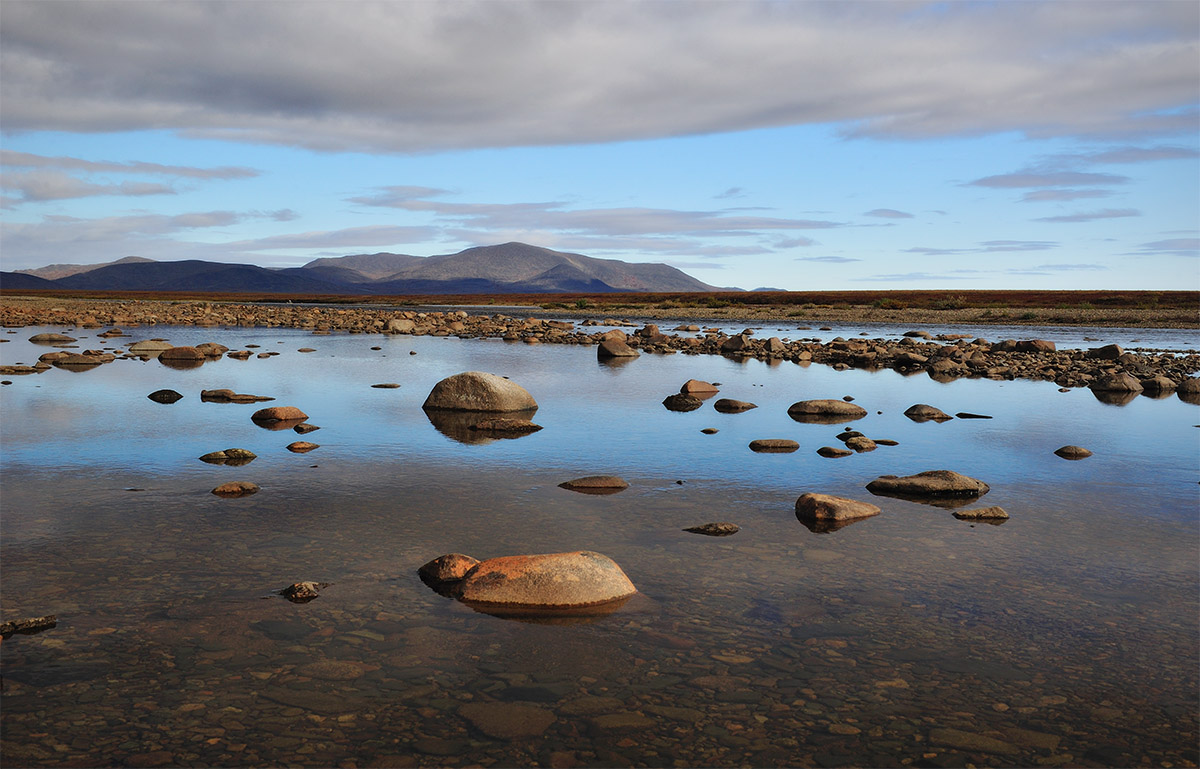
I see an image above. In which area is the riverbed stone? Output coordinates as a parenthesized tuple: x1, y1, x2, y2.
(952, 506, 1010, 520)
(468, 418, 543, 435)
(147, 389, 183, 404)
(456, 551, 636, 615)
(211, 481, 259, 498)
(419, 553, 481, 585)
(904, 404, 954, 422)
(749, 439, 800, 453)
(795, 493, 881, 522)
(422, 371, 538, 412)
(459, 702, 556, 740)
(1054, 445, 1093, 459)
(252, 405, 309, 423)
(1089, 372, 1144, 393)
(681, 379, 719, 395)
(558, 476, 629, 494)
(787, 399, 868, 422)
(597, 338, 639, 359)
(159, 345, 205, 360)
(713, 398, 757, 413)
(866, 470, 990, 499)
(286, 441, 320, 453)
(662, 393, 703, 412)
(817, 446, 853, 458)
(683, 522, 740, 536)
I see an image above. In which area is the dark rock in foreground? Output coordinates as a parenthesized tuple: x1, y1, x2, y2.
(683, 522, 740, 536)
(904, 404, 953, 422)
(866, 470, 990, 502)
(147, 389, 183, 404)
(713, 398, 757, 413)
(0, 615, 57, 638)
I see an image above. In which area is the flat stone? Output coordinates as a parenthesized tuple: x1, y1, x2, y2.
(258, 687, 364, 714)
(817, 446, 852, 458)
(788, 399, 868, 423)
(866, 470, 990, 499)
(252, 406, 309, 423)
(713, 398, 757, 413)
(952, 506, 1010, 520)
(749, 439, 799, 453)
(147, 389, 183, 404)
(904, 404, 954, 422)
(683, 522, 740, 536)
(459, 702, 555, 739)
(211, 481, 259, 498)
(558, 475, 628, 494)
(286, 441, 320, 453)
(795, 493, 881, 522)
(681, 379, 719, 394)
(457, 551, 636, 615)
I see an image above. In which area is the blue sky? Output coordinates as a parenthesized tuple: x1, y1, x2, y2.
(1, 1, 1197, 290)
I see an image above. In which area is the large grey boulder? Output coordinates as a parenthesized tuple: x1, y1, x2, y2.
(456, 551, 636, 616)
(422, 371, 538, 412)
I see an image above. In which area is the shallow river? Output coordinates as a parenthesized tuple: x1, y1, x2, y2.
(1, 323, 1197, 768)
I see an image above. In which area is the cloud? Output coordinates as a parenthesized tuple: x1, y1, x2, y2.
(715, 187, 745, 199)
(796, 256, 862, 264)
(227, 225, 440, 251)
(773, 237, 818, 248)
(855, 272, 979, 283)
(864, 208, 913, 219)
(1034, 208, 1140, 223)
(905, 240, 1058, 256)
(968, 172, 1129, 188)
(1133, 238, 1199, 256)
(1019, 189, 1113, 202)
(1, 170, 174, 201)
(0, 150, 257, 179)
(2, 2, 1195, 152)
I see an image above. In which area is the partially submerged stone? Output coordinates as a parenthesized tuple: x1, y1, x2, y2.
(866, 470, 990, 502)
(252, 405, 309, 425)
(683, 522, 740, 536)
(904, 404, 954, 422)
(456, 551, 636, 616)
(371, 382, 401, 389)
(713, 398, 757, 413)
(952, 506, 1010, 521)
(0, 615, 57, 638)
(749, 439, 800, 453)
(147, 389, 183, 404)
(1054, 445, 1093, 460)
(212, 481, 260, 498)
(787, 399, 868, 424)
(680, 379, 719, 395)
(279, 581, 331, 603)
(287, 441, 320, 453)
(201, 388, 273, 403)
(558, 475, 629, 494)
(422, 371, 538, 412)
(1089, 372, 1144, 393)
(662, 393, 703, 412)
(596, 338, 639, 359)
(419, 553, 481, 587)
(817, 446, 853, 458)
(795, 493, 881, 523)
(159, 345, 205, 360)
(200, 448, 257, 465)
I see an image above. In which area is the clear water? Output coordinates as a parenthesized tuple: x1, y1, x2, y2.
(1, 325, 1197, 767)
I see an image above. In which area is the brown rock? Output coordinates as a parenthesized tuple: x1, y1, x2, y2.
(1015, 339, 1056, 352)
(749, 439, 799, 453)
(160, 345, 205, 360)
(866, 470, 990, 499)
(952, 506, 1010, 520)
(903, 404, 953, 422)
(211, 481, 259, 498)
(1054, 445, 1093, 459)
(817, 446, 852, 458)
(683, 522, 739, 536)
(795, 493, 881, 522)
(287, 441, 320, 453)
(662, 393, 703, 412)
(681, 379, 719, 395)
(419, 553, 481, 585)
(457, 551, 636, 615)
(788, 399, 868, 423)
(422, 371, 538, 412)
(459, 702, 556, 740)
(252, 405, 309, 423)
(597, 338, 639, 359)
(1089, 372, 1144, 393)
(559, 476, 629, 494)
(468, 418, 543, 436)
(147, 389, 183, 404)
(713, 398, 757, 413)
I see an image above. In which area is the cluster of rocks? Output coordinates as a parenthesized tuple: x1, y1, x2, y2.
(2, 298, 1196, 394)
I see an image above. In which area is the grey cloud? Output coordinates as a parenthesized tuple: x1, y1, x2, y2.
(1029, 263, 1107, 271)
(1134, 238, 1199, 256)
(1034, 208, 1140, 223)
(905, 241, 1058, 256)
(968, 172, 1129, 188)
(1020, 188, 1113, 202)
(715, 187, 745, 199)
(864, 208, 913, 219)
(796, 256, 862, 264)
(1040, 145, 1200, 168)
(854, 272, 978, 283)
(1, 170, 175, 201)
(0, 150, 258, 179)
(228, 225, 440, 251)
(773, 237, 817, 248)
(2, 2, 1195, 152)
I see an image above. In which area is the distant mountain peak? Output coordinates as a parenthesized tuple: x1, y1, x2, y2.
(15, 256, 155, 281)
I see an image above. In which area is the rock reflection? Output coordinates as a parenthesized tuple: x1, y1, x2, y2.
(158, 356, 205, 370)
(423, 409, 539, 444)
(795, 516, 871, 533)
(1091, 389, 1139, 406)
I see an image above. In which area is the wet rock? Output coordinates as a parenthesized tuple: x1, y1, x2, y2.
(596, 338, 639, 359)
(844, 436, 877, 452)
(199, 448, 257, 465)
(456, 551, 636, 616)
(211, 481, 259, 498)
(866, 470, 990, 501)
(1089, 372, 1144, 393)
(662, 393, 703, 412)
(817, 446, 853, 458)
(279, 581, 331, 602)
(713, 398, 757, 413)
(458, 701, 556, 740)
(200, 389, 273, 403)
(680, 379, 719, 395)
(422, 371, 538, 412)
(904, 404, 954, 422)
(0, 615, 57, 638)
(371, 382, 401, 389)
(683, 522, 740, 536)
(385, 318, 416, 334)
(251, 405, 309, 424)
(955, 412, 993, 419)
(419, 553, 481, 587)
(1086, 343, 1124, 360)
(749, 439, 800, 453)
(1140, 375, 1177, 393)
(795, 493, 881, 523)
(558, 476, 629, 494)
(788, 399, 868, 423)
(147, 389, 184, 404)
(29, 332, 77, 343)
(1054, 445, 1093, 459)
(286, 441, 320, 453)
(159, 345, 206, 360)
(468, 418, 543, 436)
(701, 428, 719, 434)
(296, 659, 366, 680)
(1016, 339, 1056, 353)
(952, 506, 1010, 521)
(127, 340, 174, 355)
(293, 423, 320, 434)
(720, 334, 750, 353)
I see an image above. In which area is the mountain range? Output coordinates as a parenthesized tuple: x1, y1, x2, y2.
(3, 242, 722, 294)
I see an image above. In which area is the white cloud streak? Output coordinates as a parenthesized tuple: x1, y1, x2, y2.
(2, 1, 1195, 153)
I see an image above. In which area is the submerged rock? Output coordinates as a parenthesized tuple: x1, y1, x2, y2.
(422, 371, 538, 412)
(662, 393, 703, 412)
(147, 389, 183, 404)
(713, 398, 757, 413)
(558, 475, 629, 494)
(468, 418, 543, 436)
(211, 481, 260, 498)
(904, 404, 954, 422)
(952, 506, 1010, 521)
(456, 551, 636, 616)
(683, 522, 740, 536)
(199, 448, 257, 465)
(749, 439, 800, 453)
(1054, 445, 1093, 459)
(866, 470, 990, 501)
(795, 493, 881, 523)
(787, 399, 868, 423)
(29, 333, 76, 343)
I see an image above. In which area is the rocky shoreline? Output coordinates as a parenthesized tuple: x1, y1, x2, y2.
(1, 296, 1197, 397)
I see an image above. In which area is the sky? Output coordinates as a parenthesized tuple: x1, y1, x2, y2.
(1, 0, 1197, 291)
